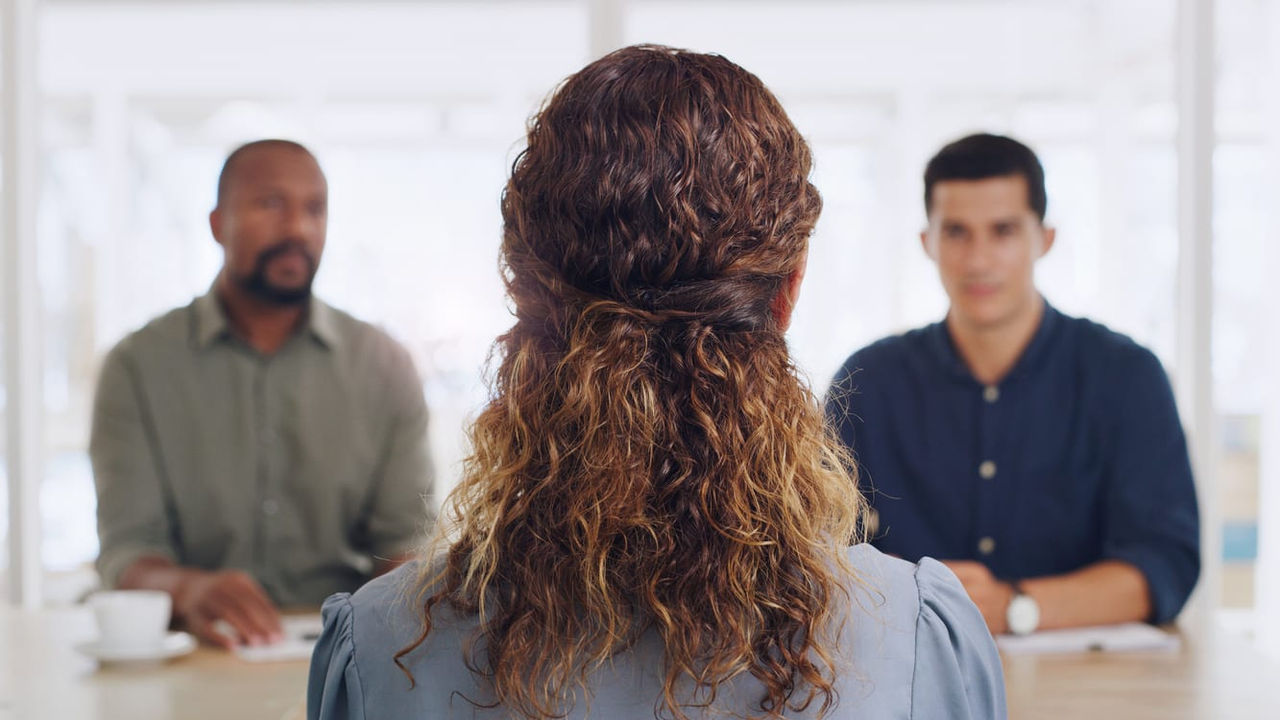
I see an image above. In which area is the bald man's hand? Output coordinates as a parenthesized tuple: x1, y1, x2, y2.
(174, 569, 284, 649)
(118, 557, 285, 649)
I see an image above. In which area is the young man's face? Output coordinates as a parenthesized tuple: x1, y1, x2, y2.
(921, 174, 1054, 331)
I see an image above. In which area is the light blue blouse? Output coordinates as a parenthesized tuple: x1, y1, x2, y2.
(308, 544, 1006, 719)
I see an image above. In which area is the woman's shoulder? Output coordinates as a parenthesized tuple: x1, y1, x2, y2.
(835, 544, 1007, 719)
(309, 560, 486, 719)
(836, 543, 944, 660)
(841, 543, 961, 626)
(322, 561, 429, 652)
(343, 560, 474, 671)
(842, 542, 1004, 615)
(348, 560, 430, 620)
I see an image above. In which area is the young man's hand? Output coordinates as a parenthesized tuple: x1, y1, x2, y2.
(941, 560, 1013, 635)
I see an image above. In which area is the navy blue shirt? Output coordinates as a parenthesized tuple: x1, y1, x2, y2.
(825, 302, 1200, 624)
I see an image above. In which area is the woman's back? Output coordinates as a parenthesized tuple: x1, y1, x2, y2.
(308, 44, 1007, 720)
(309, 544, 1004, 719)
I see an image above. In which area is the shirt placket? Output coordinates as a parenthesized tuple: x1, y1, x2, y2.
(973, 380, 1002, 565)
(252, 355, 279, 599)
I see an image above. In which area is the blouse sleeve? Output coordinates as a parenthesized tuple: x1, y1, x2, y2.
(910, 558, 1008, 720)
(307, 593, 366, 720)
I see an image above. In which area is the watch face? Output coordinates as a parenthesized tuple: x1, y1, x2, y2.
(1007, 594, 1040, 636)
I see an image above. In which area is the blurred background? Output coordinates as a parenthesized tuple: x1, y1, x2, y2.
(1, 0, 1275, 651)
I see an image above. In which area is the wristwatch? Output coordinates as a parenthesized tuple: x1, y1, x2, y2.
(1006, 581, 1040, 636)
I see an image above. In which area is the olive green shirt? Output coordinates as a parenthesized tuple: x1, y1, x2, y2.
(90, 291, 435, 607)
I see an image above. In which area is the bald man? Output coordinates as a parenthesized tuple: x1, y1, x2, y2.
(91, 140, 435, 649)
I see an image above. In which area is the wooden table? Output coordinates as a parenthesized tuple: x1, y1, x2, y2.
(0, 606, 308, 720)
(3, 605, 1278, 719)
(1003, 628, 1280, 719)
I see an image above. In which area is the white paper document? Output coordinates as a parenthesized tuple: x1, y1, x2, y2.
(233, 614, 325, 663)
(996, 622, 1181, 655)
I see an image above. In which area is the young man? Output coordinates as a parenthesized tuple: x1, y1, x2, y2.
(827, 133, 1200, 634)
(91, 140, 435, 648)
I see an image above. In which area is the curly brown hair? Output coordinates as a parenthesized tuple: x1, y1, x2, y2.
(397, 44, 867, 719)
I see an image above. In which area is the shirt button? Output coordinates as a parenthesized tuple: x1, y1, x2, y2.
(978, 536, 996, 555)
(983, 385, 1000, 403)
(262, 499, 279, 516)
(979, 460, 997, 479)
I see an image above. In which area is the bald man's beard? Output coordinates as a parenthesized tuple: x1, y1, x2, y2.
(234, 242, 318, 306)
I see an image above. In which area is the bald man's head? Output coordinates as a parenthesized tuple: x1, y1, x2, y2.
(209, 139, 328, 306)
(215, 139, 321, 209)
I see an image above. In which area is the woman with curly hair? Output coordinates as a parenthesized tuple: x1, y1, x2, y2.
(308, 45, 1005, 720)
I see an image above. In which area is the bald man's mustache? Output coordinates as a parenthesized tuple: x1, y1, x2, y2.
(255, 240, 317, 272)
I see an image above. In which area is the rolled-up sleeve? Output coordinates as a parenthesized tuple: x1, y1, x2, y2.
(90, 344, 177, 587)
(308, 593, 365, 720)
(1101, 348, 1200, 624)
(911, 558, 1007, 720)
(362, 344, 436, 561)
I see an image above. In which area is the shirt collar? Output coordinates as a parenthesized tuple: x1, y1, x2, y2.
(927, 296, 1061, 384)
(1005, 298, 1061, 382)
(192, 290, 231, 349)
(306, 297, 340, 349)
(191, 287, 338, 351)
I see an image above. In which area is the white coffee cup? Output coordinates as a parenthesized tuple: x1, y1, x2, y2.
(90, 590, 172, 651)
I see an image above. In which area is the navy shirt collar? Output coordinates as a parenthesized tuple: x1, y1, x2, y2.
(926, 297, 1062, 385)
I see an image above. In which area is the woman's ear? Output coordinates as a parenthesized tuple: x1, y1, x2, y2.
(771, 255, 808, 332)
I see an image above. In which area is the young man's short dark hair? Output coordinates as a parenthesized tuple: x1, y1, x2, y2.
(923, 133, 1047, 221)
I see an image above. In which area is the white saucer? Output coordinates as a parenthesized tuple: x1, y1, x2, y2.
(75, 631, 197, 664)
